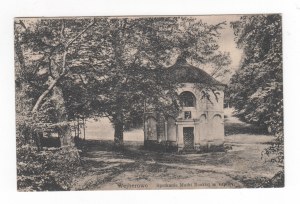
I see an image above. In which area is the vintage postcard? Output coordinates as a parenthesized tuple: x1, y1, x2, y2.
(15, 14, 283, 191)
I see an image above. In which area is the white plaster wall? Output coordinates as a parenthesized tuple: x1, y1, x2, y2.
(144, 83, 225, 148)
(199, 114, 208, 144)
(145, 117, 157, 141)
(177, 83, 225, 147)
(167, 117, 177, 141)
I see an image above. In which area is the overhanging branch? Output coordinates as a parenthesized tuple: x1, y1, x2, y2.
(31, 18, 96, 113)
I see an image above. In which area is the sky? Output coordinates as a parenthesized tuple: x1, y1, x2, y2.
(199, 15, 244, 71)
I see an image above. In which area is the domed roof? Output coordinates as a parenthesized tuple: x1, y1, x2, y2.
(165, 56, 225, 86)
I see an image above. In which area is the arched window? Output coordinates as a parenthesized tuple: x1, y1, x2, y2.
(179, 91, 196, 107)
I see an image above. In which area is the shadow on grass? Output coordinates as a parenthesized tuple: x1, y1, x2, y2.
(224, 121, 269, 136)
(78, 140, 232, 167)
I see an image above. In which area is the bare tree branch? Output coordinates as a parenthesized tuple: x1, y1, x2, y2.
(32, 75, 63, 112)
(65, 18, 95, 49)
(60, 20, 65, 41)
(15, 20, 27, 30)
(32, 18, 96, 113)
(47, 56, 55, 79)
(14, 20, 27, 73)
(78, 74, 88, 88)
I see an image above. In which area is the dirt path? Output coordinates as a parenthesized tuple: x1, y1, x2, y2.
(71, 137, 278, 190)
(71, 111, 279, 190)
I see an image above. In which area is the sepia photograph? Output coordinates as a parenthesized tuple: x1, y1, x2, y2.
(14, 14, 284, 191)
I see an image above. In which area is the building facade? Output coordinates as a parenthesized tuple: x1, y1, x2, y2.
(144, 57, 225, 152)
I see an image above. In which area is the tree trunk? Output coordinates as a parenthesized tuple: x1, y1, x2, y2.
(83, 117, 86, 141)
(32, 75, 63, 112)
(77, 116, 80, 138)
(14, 32, 26, 72)
(51, 86, 74, 146)
(58, 124, 74, 146)
(114, 119, 124, 147)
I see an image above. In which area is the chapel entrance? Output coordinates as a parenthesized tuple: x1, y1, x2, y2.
(183, 127, 194, 149)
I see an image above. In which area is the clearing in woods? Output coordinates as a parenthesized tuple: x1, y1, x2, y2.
(71, 109, 280, 190)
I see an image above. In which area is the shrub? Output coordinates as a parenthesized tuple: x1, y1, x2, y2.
(17, 144, 81, 191)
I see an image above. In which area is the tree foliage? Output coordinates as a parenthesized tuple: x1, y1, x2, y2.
(80, 17, 230, 145)
(229, 15, 282, 128)
(228, 15, 283, 170)
(15, 18, 98, 146)
(15, 17, 230, 147)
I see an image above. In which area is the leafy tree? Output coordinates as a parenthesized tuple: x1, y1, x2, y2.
(228, 15, 283, 177)
(229, 15, 282, 128)
(15, 17, 231, 147)
(79, 17, 231, 146)
(15, 18, 96, 145)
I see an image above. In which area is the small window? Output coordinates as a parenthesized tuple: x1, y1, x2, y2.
(180, 91, 196, 107)
(184, 111, 192, 119)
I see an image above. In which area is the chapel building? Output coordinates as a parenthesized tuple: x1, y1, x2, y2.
(144, 56, 225, 152)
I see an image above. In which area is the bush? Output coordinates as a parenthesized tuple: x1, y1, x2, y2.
(17, 144, 81, 191)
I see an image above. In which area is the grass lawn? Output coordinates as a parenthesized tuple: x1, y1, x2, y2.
(70, 109, 282, 190)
